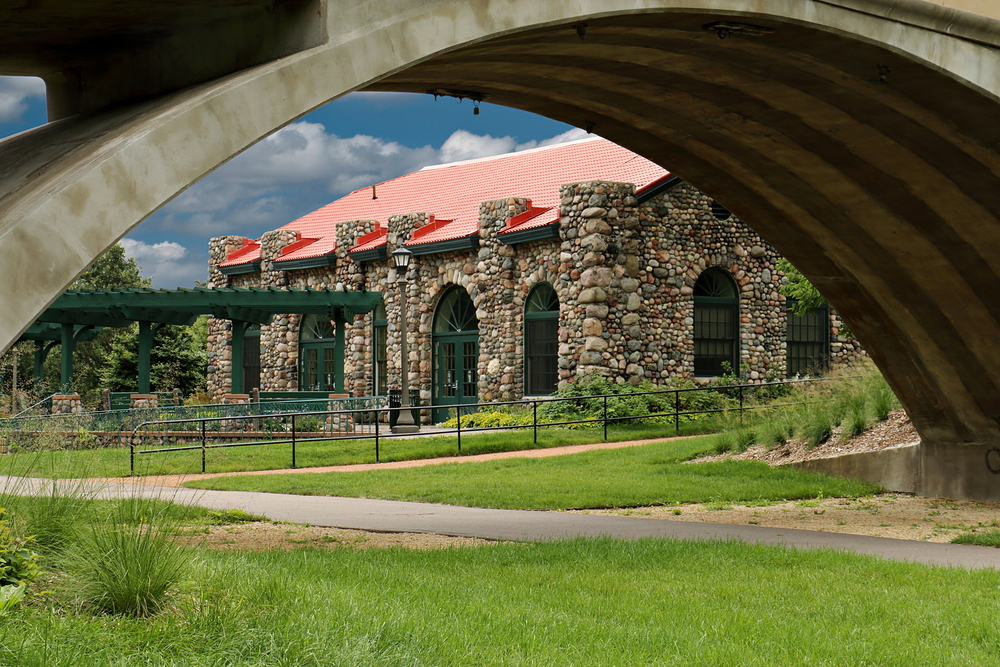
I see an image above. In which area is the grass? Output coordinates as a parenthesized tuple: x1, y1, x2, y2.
(3, 537, 1000, 665)
(0, 422, 704, 480)
(185, 435, 879, 508)
(952, 530, 1000, 547)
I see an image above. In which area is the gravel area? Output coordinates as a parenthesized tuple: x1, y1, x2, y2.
(175, 523, 491, 551)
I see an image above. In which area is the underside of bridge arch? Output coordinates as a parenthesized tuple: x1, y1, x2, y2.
(362, 12, 1000, 499)
(4, 1, 1000, 498)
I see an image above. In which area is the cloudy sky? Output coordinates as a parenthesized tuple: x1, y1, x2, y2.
(0, 78, 583, 288)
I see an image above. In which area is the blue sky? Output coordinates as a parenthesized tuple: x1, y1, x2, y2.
(0, 76, 582, 288)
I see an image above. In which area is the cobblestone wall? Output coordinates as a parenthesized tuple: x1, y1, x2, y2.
(206, 179, 865, 402)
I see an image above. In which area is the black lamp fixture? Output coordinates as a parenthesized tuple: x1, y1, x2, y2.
(391, 246, 413, 270)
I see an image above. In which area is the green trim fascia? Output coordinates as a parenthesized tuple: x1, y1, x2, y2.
(498, 224, 560, 245)
(270, 254, 337, 272)
(347, 246, 388, 263)
(636, 175, 682, 204)
(218, 261, 261, 276)
(408, 235, 480, 256)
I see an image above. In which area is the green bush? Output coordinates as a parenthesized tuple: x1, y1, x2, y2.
(441, 408, 534, 429)
(538, 375, 718, 426)
(0, 507, 42, 613)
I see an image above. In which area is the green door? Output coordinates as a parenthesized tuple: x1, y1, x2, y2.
(432, 287, 480, 422)
(434, 334, 479, 421)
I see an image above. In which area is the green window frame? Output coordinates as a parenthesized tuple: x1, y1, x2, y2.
(524, 282, 559, 395)
(693, 268, 739, 377)
(298, 314, 337, 392)
(786, 299, 831, 376)
(373, 303, 388, 396)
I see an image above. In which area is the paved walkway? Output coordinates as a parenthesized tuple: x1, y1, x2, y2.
(6, 473, 1000, 570)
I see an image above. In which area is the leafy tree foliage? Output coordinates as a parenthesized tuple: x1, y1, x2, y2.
(777, 258, 852, 339)
(100, 318, 207, 396)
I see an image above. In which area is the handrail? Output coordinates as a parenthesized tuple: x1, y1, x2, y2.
(127, 376, 840, 475)
(13, 393, 56, 418)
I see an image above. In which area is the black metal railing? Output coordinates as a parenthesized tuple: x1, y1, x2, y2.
(128, 377, 834, 475)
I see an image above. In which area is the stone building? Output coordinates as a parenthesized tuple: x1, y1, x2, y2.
(207, 138, 863, 418)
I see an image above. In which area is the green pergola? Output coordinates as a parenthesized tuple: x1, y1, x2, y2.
(23, 287, 383, 394)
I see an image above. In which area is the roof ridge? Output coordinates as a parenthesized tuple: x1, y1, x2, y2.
(418, 135, 602, 172)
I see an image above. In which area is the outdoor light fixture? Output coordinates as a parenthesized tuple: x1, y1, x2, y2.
(391, 246, 413, 270)
(391, 246, 419, 434)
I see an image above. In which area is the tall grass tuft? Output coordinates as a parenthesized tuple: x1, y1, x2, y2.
(711, 430, 738, 455)
(68, 499, 189, 617)
(801, 409, 833, 448)
(759, 419, 791, 449)
(733, 427, 756, 453)
(868, 374, 897, 422)
(840, 393, 870, 441)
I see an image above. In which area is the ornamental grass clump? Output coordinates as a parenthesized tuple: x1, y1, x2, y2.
(69, 499, 188, 617)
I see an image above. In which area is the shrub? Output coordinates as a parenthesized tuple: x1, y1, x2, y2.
(0, 507, 42, 613)
(441, 407, 534, 429)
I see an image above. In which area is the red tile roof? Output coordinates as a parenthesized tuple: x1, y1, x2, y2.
(218, 238, 261, 268)
(223, 137, 670, 266)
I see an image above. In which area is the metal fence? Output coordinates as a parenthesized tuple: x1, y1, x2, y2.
(0, 395, 388, 451)
(128, 377, 833, 474)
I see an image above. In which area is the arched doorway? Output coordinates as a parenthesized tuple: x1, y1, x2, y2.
(433, 287, 479, 421)
(693, 269, 739, 377)
(298, 314, 337, 392)
(524, 282, 559, 395)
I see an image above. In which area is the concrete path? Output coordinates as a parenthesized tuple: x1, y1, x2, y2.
(6, 475, 1000, 570)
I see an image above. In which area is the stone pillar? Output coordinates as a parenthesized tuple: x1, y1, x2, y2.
(51, 393, 82, 414)
(474, 197, 530, 402)
(129, 394, 158, 409)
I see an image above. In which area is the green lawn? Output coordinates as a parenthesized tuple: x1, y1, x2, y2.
(5, 538, 1000, 666)
(186, 435, 878, 508)
(0, 423, 690, 480)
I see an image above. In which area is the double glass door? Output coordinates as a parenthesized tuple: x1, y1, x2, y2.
(433, 334, 479, 421)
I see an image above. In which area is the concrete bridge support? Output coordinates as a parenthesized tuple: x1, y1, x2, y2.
(4, 1, 1000, 498)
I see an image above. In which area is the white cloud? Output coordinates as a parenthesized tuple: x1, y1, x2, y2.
(0, 76, 45, 125)
(144, 123, 586, 284)
(121, 239, 206, 288)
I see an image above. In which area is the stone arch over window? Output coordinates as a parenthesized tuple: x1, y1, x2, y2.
(524, 282, 559, 395)
(693, 268, 739, 377)
(299, 313, 336, 392)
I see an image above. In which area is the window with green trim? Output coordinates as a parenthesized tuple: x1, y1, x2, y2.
(299, 314, 336, 392)
(524, 282, 559, 395)
(786, 299, 831, 376)
(373, 303, 388, 395)
(693, 268, 739, 377)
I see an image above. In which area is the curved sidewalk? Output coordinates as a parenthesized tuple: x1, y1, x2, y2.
(5, 475, 1000, 570)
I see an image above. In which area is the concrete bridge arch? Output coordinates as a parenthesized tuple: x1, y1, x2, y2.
(3, 0, 1000, 498)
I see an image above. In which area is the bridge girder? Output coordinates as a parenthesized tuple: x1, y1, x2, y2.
(2, 0, 1000, 498)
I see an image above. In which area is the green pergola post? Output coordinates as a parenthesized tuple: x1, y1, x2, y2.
(333, 311, 346, 394)
(230, 320, 247, 395)
(137, 321, 162, 394)
(59, 322, 75, 392)
(33, 340, 56, 382)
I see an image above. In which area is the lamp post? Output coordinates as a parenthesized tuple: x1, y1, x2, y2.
(391, 246, 420, 433)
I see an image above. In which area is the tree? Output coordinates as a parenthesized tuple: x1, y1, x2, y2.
(100, 320, 207, 396)
(777, 258, 852, 339)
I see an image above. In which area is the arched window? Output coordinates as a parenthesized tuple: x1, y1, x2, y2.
(693, 268, 739, 376)
(524, 282, 559, 395)
(432, 287, 479, 420)
(373, 303, 388, 395)
(786, 300, 831, 376)
(299, 314, 336, 391)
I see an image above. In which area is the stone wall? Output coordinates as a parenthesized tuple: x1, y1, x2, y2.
(206, 179, 866, 403)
